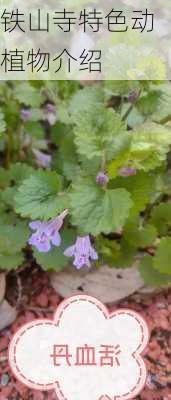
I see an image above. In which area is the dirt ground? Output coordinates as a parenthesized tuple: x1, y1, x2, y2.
(0, 266, 171, 400)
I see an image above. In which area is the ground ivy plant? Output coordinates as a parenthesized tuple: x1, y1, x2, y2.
(0, 80, 171, 287)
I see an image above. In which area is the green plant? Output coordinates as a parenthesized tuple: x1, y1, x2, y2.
(0, 80, 171, 286)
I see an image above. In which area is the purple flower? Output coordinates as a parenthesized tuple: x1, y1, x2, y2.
(96, 172, 109, 186)
(28, 210, 68, 253)
(118, 167, 137, 177)
(21, 108, 31, 122)
(64, 235, 98, 269)
(127, 91, 137, 103)
(32, 149, 51, 169)
(46, 103, 55, 113)
(44, 103, 57, 126)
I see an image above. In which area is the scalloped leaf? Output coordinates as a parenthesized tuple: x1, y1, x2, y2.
(70, 178, 133, 235)
(13, 83, 43, 107)
(139, 255, 171, 287)
(15, 170, 68, 220)
(131, 123, 171, 171)
(0, 253, 24, 270)
(124, 220, 157, 248)
(0, 222, 29, 255)
(153, 237, 171, 275)
(150, 203, 171, 236)
(110, 172, 154, 215)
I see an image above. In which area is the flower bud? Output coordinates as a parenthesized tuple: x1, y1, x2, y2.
(96, 172, 109, 186)
(118, 167, 137, 177)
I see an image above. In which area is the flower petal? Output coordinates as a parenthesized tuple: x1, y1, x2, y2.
(90, 247, 98, 260)
(28, 233, 51, 253)
(28, 233, 38, 245)
(33, 149, 51, 168)
(51, 231, 61, 247)
(73, 254, 90, 269)
(35, 240, 51, 253)
(29, 221, 42, 230)
(64, 245, 75, 257)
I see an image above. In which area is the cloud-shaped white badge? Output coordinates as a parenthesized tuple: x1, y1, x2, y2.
(9, 295, 149, 400)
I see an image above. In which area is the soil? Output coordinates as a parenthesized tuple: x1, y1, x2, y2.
(0, 266, 170, 400)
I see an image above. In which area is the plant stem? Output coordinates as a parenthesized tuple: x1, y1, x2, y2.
(4, 128, 13, 169)
(122, 89, 141, 122)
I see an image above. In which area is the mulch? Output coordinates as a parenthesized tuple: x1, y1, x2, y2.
(0, 266, 171, 400)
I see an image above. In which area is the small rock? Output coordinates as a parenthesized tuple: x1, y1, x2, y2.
(50, 265, 144, 304)
(35, 293, 48, 308)
(0, 274, 6, 304)
(0, 373, 9, 386)
(0, 300, 17, 331)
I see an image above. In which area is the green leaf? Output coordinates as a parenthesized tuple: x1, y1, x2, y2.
(1, 187, 16, 208)
(107, 149, 131, 179)
(96, 236, 120, 267)
(28, 109, 44, 122)
(24, 121, 45, 140)
(74, 107, 130, 162)
(162, 172, 171, 196)
(51, 122, 71, 147)
(135, 56, 166, 80)
(96, 235, 136, 268)
(13, 83, 43, 107)
(108, 123, 171, 175)
(34, 228, 76, 271)
(0, 253, 24, 270)
(153, 237, 171, 275)
(124, 219, 157, 248)
(150, 203, 171, 236)
(8, 163, 34, 185)
(105, 46, 166, 80)
(136, 90, 161, 116)
(15, 170, 68, 220)
(70, 87, 130, 163)
(70, 178, 133, 235)
(0, 109, 6, 133)
(151, 83, 171, 123)
(53, 133, 80, 181)
(104, 80, 140, 97)
(0, 168, 10, 189)
(0, 193, 7, 215)
(57, 102, 71, 125)
(0, 164, 34, 210)
(131, 123, 171, 171)
(126, 107, 144, 129)
(0, 222, 29, 255)
(69, 86, 104, 124)
(112, 238, 136, 268)
(79, 156, 101, 177)
(139, 255, 171, 287)
(110, 172, 154, 214)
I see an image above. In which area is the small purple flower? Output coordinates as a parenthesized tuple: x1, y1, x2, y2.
(46, 103, 55, 113)
(28, 210, 68, 253)
(118, 167, 137, 177)
(64, 235, 98, 269)
(32, 149, 51, 169)
(44, 103, 57, 126)
(127, 91, 137, 103)
(20, 108, 31, 122)
(96, 172, 109, 186)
